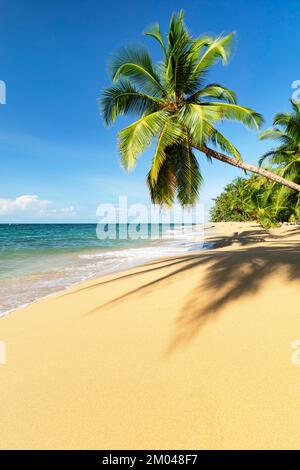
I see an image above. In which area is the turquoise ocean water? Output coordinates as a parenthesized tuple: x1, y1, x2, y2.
(0, 223, 205, 315)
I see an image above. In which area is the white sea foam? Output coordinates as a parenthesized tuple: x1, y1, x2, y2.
(0, 225, 206, 316)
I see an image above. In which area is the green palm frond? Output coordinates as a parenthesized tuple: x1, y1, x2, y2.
(280, 159, 300, 179)
(291, 99, 300, 115)
(149, 120, 186, 184)
(178, 103, 220, 147)
(258, 150, 276, 167)
(188, 83, 237, 103)
(272, 110, 300, 142)
(207, 102, 263, 129)
(273, 112, 293, 127)
(193, 33, 234, 76)
(110, 45, 164, 96)
(259, 100, 300, 178)
(259, 128, 286, 141)
(147, 143, 203, 205)
(100, 78, 162, 126)
(175, 143, 203, 204)
(274, 184, 294, 213)
(164, 13, 197, 96)
(256, 99, 300, 222)
(118, 109, 170, 170)
(167, 10, 189, 50)
(143, 22, 167, 57)
(207, 125, 241, 159)
(147, 154, 176, 206)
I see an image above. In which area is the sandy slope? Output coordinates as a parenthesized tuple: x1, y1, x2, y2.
(0, 222, 300, 449)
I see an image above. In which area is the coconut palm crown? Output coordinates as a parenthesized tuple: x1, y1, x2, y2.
(100, 11, 300, 205)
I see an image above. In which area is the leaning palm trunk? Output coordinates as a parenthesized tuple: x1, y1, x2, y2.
(196, 144, 300, 192)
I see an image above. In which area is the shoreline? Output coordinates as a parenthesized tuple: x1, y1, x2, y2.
(1, 221, 300, 449)
(1, 223, 210, 318)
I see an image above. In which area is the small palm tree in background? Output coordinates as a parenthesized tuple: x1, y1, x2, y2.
(259, 100, 300, 182)
(100, 11, 300, 205)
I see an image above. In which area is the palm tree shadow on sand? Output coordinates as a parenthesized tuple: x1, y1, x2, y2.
(76, 227, 300, 353)
(169, 239, 300, 352)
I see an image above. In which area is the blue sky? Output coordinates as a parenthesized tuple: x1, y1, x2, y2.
(0, 0, 299, 222)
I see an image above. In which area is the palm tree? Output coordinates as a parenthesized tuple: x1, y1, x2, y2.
(259, 100, 300, 221)
(100, 11, 300, 205)
(259, 100, 300, 180)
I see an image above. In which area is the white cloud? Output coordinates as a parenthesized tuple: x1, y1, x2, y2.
(0, 195, 50, 215)
(0, 195, 76, 218)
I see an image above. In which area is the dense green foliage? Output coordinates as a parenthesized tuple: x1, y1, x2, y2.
(210, 174, 300, 227)
(210, 100, 300, 227)
(209, 178, 252, 223)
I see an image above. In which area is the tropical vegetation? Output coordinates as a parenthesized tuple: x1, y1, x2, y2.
(100, 11, 300, 209)
(210, 101, 300, 226)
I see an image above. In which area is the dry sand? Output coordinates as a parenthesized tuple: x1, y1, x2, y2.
(1, 222, 300, 449)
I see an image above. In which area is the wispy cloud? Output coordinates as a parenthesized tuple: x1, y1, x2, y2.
(0, 195, 76, 218)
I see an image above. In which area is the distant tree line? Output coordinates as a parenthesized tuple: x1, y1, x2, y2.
(209, 175, 300, 227)
(210, 99, 300, 227)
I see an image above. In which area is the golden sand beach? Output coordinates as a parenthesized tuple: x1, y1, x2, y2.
(1, 222, 300, 449)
